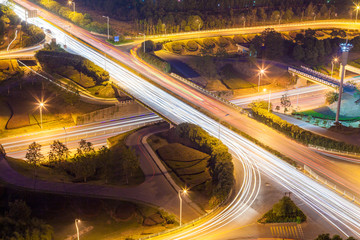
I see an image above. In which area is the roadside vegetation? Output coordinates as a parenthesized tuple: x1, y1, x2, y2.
(137, 40, 171, 73)
(250, 100, 360, 152)
(12, 131, 143, 185)
(258, 196, 306, 224)
(0, 199, 53, 239)
(35, 42, 116, 98)
(0, 184, 177, 239)
(0, 4, 45, 51)
(148, 123, 234, 208)
(314, 234, 356, 240)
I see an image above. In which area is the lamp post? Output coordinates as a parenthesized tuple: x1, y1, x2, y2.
(258, 69, 265, 92)
(331, 57, 338, 78)
(178, 189, 187, 226)
(335, 41, 353, 124)
(75, 219, 80, 240)
(139, 33, 145, 53)
(39, 102, 44, 129)
(68, 1, 75, 13)
(102, 16, 110, 40)
(263, 89, 271, 112)
(356, 5, 360, 23)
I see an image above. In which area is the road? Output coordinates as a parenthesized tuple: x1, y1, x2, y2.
(6, 1, 360, 238)
(1, 113, 162, 158)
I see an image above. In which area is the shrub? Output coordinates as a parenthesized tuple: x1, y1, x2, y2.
(137, 49, 171, 73)
(217, 36, 229, 47)
(233, 35, 245, 44)
(186, 40, 198, 51)
(203, 38, 216, 49)
(171, 42, 184, 54)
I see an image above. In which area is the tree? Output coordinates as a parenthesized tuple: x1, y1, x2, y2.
(315, 234, 331, 240)
(121, 146, 139, 184)
(187, 15, 203, 31)
(292, 45, 305, 61)
(7, 200, 31, 222)
(280, 94, 291, 113)
(25, 142, 44, 177)
(97, 146, 112, 183)
(270, 10, 281, 22)
(48, 140, 69, 164)
(262, 29, 284, 59)
(72, 154, 96, 182)
(77, 139, 94, 156)
(284, 8, 294, 22)
(325, 91, 339, 104)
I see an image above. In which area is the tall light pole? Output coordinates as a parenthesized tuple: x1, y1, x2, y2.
(39, 102, 44, 129)
(264, 89, 271, 112)
(68, 1, 75, 13)
(331, 57, 338, 78)
(178, 189, 187, 226)
(335, 41, 353, 124)
(75, 219, 81, 240)
(356, 5, 360, 23)
(102, 16, 110, 40)
(258, 69, 265, 92)
(139, 33, 145, 53)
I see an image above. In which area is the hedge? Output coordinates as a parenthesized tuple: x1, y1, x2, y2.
(251, 106, 360, 153)
(137, 49, 171, 73)
(217, 36, 229, 48)
(233, 35, 245, 44)
(186, 40, 198, 51)
(171, 42, 184, 54)
(203, 38, 216, 49)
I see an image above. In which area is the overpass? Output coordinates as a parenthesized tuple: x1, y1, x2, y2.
(288, 66, 355, 92)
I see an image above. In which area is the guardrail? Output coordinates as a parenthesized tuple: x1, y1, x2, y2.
(304, 165, 360, 206)
(308, 144, 360, 156)
(170, 73, 243, 112)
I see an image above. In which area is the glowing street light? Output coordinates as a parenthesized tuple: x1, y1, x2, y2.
(258, 68, 265, 92)
(68, 1, 75, 13)
(178, 189, 188, 226)
(39, 102, 44, 129)
(75, 219, 81, 240)
(331, 57, 338, 78)
(263, 88, 271, 112)
(356, 5, 360, 23)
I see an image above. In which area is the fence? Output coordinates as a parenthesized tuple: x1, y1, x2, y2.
(170, 73, 243, 113)
(75, 100, 151, 125)
(303, 165, 360, 206)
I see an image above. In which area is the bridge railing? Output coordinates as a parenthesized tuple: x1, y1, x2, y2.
(288, 66, 338, 88)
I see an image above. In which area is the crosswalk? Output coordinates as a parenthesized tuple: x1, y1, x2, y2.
(270, 224, 304, 239)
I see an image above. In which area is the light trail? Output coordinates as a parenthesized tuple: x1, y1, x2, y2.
(5, 1, 360, 238)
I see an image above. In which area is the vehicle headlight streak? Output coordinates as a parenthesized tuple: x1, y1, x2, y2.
(8, 2, 360, 238)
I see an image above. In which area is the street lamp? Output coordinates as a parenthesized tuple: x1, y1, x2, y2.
(68, 1, 75, 13)
(331, 57, 338, 78)
(258, 68, 265, 92)
(178, 189, 187, 226)
(102, 16, 110, 40)
(356, 5, 360, 23)
(336, 41, 353, 124)
(75, 219, 81, 240)
(219, 113, 230, 140)
(139, 33, 145, 53)
(263, 89, 271, 112)
(39, 102, 44, 129)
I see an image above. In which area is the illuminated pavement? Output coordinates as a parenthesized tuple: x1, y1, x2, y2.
(5, 1, 360, 238)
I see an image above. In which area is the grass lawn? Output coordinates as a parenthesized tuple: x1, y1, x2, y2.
(295, 109, 360, 121)
(222, 78, 256, 89)
(0, 185, 176, 240)
(87, 84, 116, 98)
(6, 157, 72, 182)
(59, 66, 96, 88)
